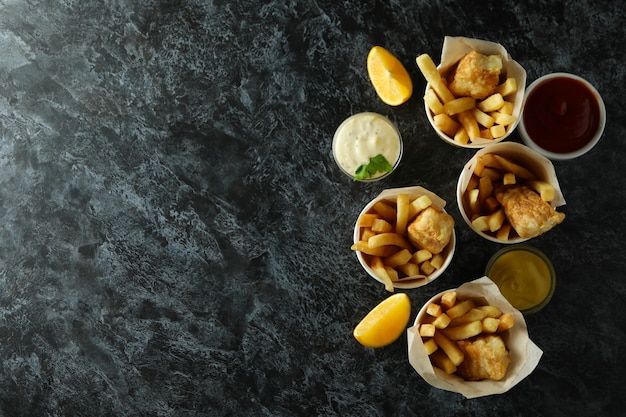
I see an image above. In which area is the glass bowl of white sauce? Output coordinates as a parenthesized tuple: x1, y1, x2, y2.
(332, 112, 403, 181)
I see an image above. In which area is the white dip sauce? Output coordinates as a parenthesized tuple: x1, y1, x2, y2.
(332, 113, 402, 179)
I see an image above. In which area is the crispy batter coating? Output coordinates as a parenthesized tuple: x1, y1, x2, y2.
(407, 207, 454, 254)
(449, 50, 503, 99)
(496, 186, 565, 239)
(456, 334, 511, 381)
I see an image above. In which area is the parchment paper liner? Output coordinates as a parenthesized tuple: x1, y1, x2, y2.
(353, 186, 455, 290)
(456, 141, 566, 244)
(424, 36, 527, 148)
(407, 276, 543, 398)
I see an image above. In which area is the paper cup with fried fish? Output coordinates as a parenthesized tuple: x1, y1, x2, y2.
(407, 276, 542, 399)
(352, 186, 456, 291)
(456, 141, 566, 243)
(420, 36, 527, 148)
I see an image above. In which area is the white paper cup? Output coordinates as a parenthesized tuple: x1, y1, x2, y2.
(518, 73, 606, 160)
(424, 36, 527, 148)
(353, 186, 455, 289)
(407, 277, 542, 399)
(456, 142, 566, 243)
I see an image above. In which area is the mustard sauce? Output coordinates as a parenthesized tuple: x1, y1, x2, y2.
(486, 247, 555, 313)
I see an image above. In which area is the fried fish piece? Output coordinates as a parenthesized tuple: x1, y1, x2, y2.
(449, 50, 503, 99)
(495, 185, 565, 239)
(407, 207, 455, 254)
(456, 334, 511, 381)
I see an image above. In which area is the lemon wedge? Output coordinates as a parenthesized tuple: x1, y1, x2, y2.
(353, 293, 411, 348)
(367, 46, 413, 106)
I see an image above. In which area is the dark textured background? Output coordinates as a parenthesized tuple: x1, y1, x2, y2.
(0, 0, 624, 415)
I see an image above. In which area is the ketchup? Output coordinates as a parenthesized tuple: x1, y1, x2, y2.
(523, 77, 601, 154)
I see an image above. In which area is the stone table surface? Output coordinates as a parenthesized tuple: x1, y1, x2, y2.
(0, 0, 625, 416)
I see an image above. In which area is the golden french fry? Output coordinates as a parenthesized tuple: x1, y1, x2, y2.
(443, 97, 476, 116)
(484, 196, 500, 213)
(433, 113, 461, 137)
(488, 209, 506, 232)
(440, 291, 457, 309)
(527, 180, 556, 202)
(361, 228, 375, 241)
(496, 223, 512, 241)
(371, 218, 393, 233)
(408, 195, 432, 219)
(370, 256, 394, 292)
(471, 107, 495, 128)
(478, 176, 493, 207)
(477, 305, 502, 318)
(368, 233, 412, 250)
(492, 155, 536, 180)
(420, 260, 436, 276)
(426, 302, 443, 317)
(467, 188, 480, 216)
(446, 299, 475, 319)
(482, 317, 500, 333)
(441, 320, 483, 340)
(416, 54, 456, 103)
(396, 262, 420, 277)
(454, 126, 470, 144)
(395, 194, 410, 235)
(432, 313, 451, 329)
(478, 153, 504, 170)
(490, 124, 507, 138)
(419, 323, 436, 337)
(499, 101, 514, 115)
(497, 313, 515, 331)
(351, 241, 397, 257)
(471, 215, 490, 232)
(430, 253, 445, 270)
(480, 128, 493, 140)
(491, 111, 517, 126)
(372, 201, 397, 223)
(424, 89, 444, 114)
(503, 172, 516, 185)
(384, 248, 412, 268)
(430, 350, 457, 374)
(480, 167, 503, 181)
(496, 77, 517, 97)
(433, 331, 464, 366)
(385, 266, 399, 281)
(449, 308, 487, 326)
(413, 248, 432, 264)
(423, 338, 439, 355)
(477, 93, 505, 112)
(357, 213, 379, 227)
(457, 110, 480, 140)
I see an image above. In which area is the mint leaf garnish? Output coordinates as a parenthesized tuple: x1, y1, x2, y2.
(354, 154, 393, 180)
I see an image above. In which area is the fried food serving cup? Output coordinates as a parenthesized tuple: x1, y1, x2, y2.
(423, 36, 527, 148)
(407, 277, 543, 399)
(353, 186, 455, 290)
(456, 142, 566, 243)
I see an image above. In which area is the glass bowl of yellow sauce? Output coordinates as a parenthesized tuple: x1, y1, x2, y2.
(485, 245, 556, 315)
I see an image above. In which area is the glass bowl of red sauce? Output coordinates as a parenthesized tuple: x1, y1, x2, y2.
(518, 73, 606, 160)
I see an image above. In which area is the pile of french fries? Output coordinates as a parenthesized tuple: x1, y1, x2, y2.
(416, 53, 517, 145)
(419, 291, 515, 375)
(462, 153, 556, 241)
(351, 194, 451, 292)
